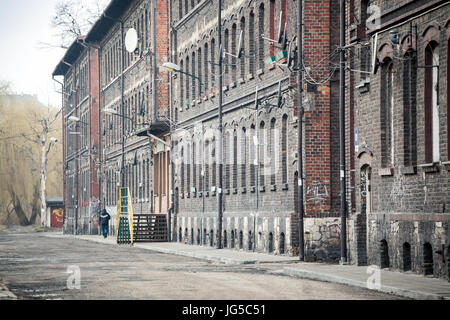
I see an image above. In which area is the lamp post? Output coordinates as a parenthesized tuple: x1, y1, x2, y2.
(162, 62, 203, 96)
(297, 0, 305, 261)
(68, 116, 90, 234)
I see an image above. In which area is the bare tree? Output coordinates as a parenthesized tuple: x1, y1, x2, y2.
(40, 0, 109, 49)
(21, 107, 61, 227)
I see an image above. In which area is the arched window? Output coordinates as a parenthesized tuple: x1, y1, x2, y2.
(198, 48, 202, 95)
(191, 52, 196, 98)
(249, 12, 255, 76)
(184, 0, 188, 15)
(204, 43, 209, 91)
(224, 130, 230, 190)
(179, 0, 183, 20)
(231, 24, 237, 83)
(241, 128, 247, 188)
(211, 38, 216, 87)
(180, 59, 184, 107)
(380, 59, 394, 167)
(270, 118, 276, 186)
(424, 42, 440, 163)
(269, 0, 275, 56)
(258, 4, 265, 69)
(198, 138, 203, 193)
(211, 138, 216, 189)
(250, 124, 256, 187)
(185, 56, 190, 102)
(204, 140, 209, 192)
(282, 115, 288, 184)
(233, 129, 238, 189)
(240, 17, 246, 80)
(380, 239, 389, 268)
(192, 141, 196, 194)
(186, 142, 191, 195)
(403, 51, 417, 166)
(259, 121, 265, 187)
(180, 146, 185, 195)
(224, 30, 229, 84)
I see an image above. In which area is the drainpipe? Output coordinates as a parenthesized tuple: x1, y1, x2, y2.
(297, 0, 305, 261)
(216, 0, 223, 250)
(152, 0, 158, 121)
(52, 76, 65, 232)
(339, 0, 348, 263)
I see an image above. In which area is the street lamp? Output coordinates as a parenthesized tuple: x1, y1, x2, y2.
(162, 62, 203, 95)
(103, 107, 134, 127)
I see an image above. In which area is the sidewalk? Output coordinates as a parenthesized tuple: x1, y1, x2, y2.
(46, 233, 299, 264)
(46, 233, 450, 300)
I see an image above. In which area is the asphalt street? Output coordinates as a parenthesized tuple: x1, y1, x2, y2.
(0, 227, 404, 300)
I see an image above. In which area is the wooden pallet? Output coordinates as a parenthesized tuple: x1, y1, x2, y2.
(133, 214, 168, 243)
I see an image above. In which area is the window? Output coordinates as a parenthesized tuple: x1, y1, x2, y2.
(269, 0, 275, 56)
(258, 4, 265, 69)
(186, 57, 190, 102)
(448, 39, 450, 159)
(403, 51, 417, 166)
(380, 59, 394, 167)
(231, 24, 237, 83)
(211, 139, 216, 189)
(186, 143, 191, 194)
(233, 130, 238, 189)
(211, 39, 216, 87)
(192, 52, 196, 98)
(259, 121, 265, 186)
(204, 43, 209, 91)
(224, 30, 229, 84)
(204, 140, 209, 192)
(192, 141, 196, 193)
(180, 147, 185, 195)
(224, 130, 230, 190)
(249, 12, 255, 75)
(424, 43, 440, 163)
(198, 48, 202, 95)
(180, 60, 184, 106)
(250, 125, 256, 187)
(282, 115, 288, 184)
(240, 17, 246, 80)
(270, 118, 276, 186)
(241, 128, 247, 188)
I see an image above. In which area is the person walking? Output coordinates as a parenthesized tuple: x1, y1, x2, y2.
(100, 209, 111, 239)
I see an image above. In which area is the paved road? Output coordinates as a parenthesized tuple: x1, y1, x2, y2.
(0, 229, 403, 300)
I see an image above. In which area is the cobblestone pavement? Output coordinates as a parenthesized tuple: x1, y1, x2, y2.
(0, 228, 404, 300)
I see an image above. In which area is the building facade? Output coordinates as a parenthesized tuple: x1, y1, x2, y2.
(168, 0, 343, 259)
(55, 0, 170, 235)
(346, 0, 450, 279)
(53, 36, 101, 235)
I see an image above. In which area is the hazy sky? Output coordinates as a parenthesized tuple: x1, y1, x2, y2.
(0, 0, 66, 106)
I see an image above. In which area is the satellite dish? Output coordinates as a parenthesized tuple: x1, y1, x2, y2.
(125, 28, 138, 53)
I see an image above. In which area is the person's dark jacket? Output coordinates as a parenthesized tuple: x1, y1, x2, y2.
(100, 209, 111, 226)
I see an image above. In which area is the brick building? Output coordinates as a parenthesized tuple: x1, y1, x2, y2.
(168, 0, 343, 259)
(55, 0, 170, 235)
(53, 36, 101, 235)
(346, 0, 450, 279)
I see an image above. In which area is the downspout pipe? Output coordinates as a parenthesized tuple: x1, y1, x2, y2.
(52, 75, 65, 232)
